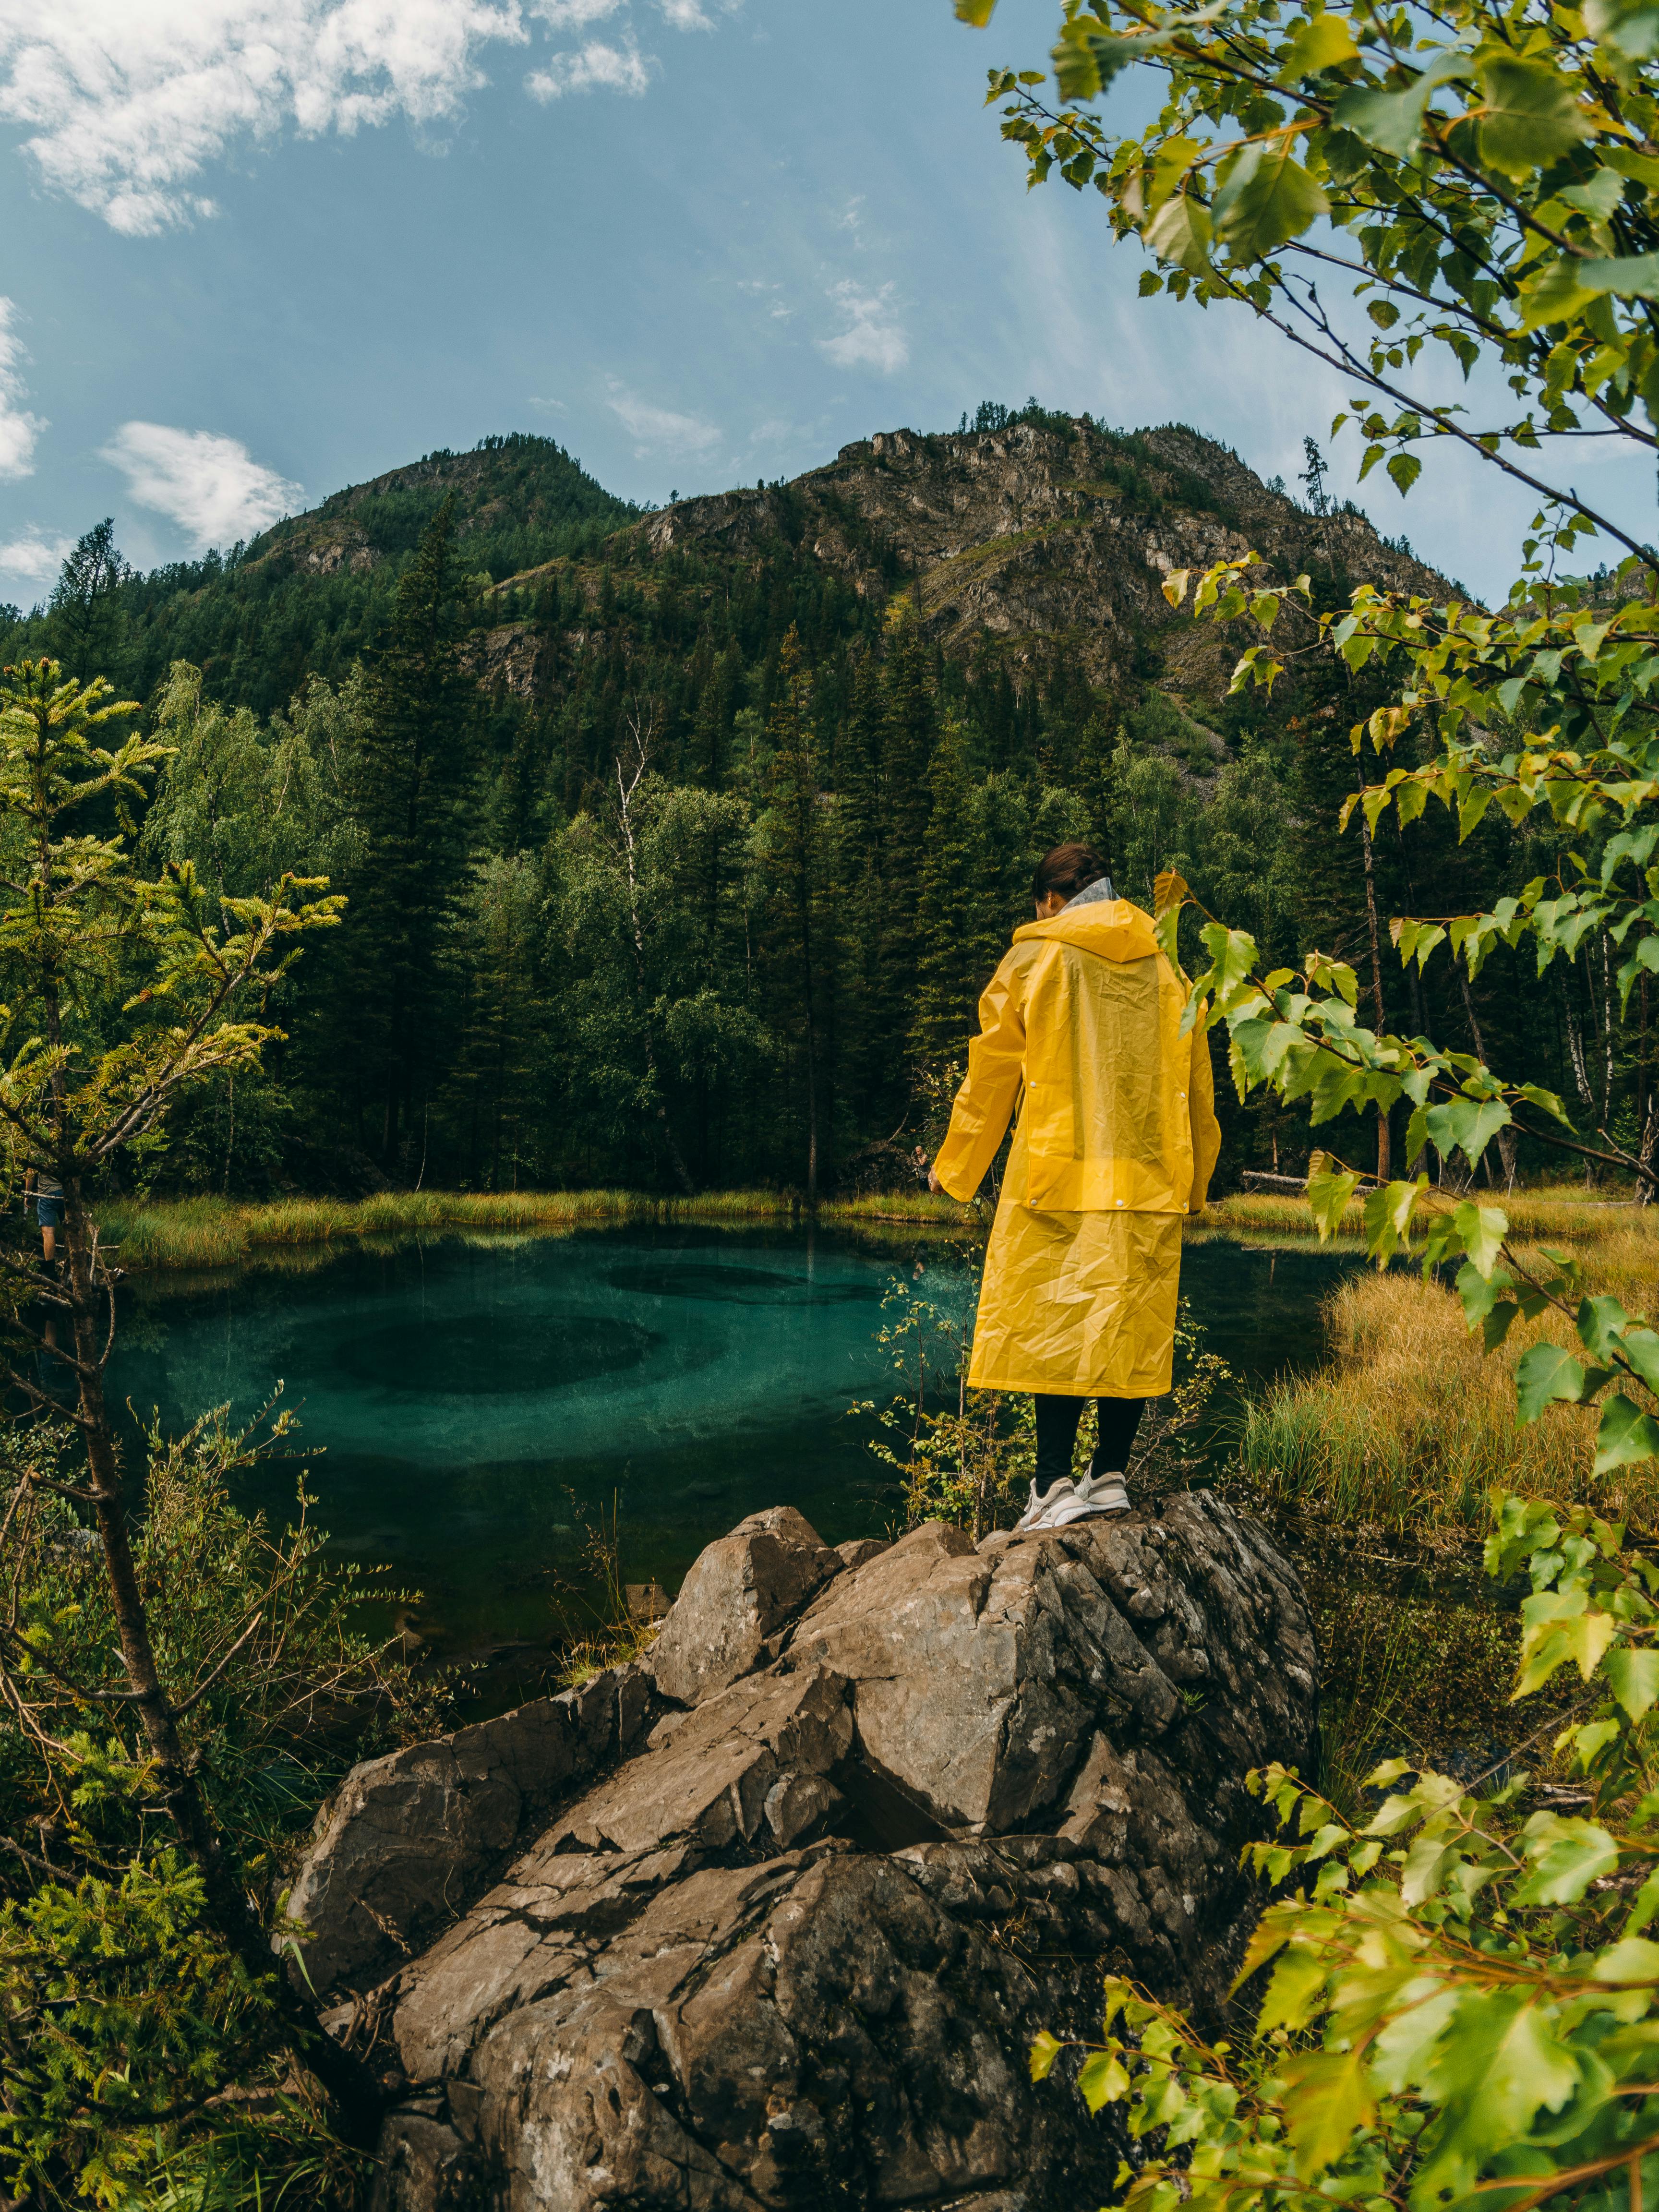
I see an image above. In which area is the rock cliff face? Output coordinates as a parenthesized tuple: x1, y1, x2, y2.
(287, 1497, 1316, 2211)
(621, 417, 1453, 694)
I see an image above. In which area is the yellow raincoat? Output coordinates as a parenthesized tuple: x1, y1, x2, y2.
(933, 897, 1222, 1397)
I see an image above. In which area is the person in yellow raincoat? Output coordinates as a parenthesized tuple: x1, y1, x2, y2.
(927, 842, 1222, 1534)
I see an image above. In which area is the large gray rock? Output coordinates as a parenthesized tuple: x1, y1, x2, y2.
(305, 1494, 1316, 2211)
(649, 1504, 843, 1706)
(284, 1663, 650, 1997)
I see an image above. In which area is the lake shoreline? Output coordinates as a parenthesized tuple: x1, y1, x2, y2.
(95, 1187, 982, 1272)
(93, 1180, 1645, 1274)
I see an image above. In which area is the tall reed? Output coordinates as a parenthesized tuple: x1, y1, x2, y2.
(1235, 1245, 1659, 1533)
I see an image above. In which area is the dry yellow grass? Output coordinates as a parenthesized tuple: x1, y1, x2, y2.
(1237, 1213, 1659, 1532)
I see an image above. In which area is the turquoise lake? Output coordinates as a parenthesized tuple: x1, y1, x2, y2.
(104, 1225, 1355, 1671)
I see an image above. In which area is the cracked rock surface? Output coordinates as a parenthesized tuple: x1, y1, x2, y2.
(288, 1493, 1315, 2210)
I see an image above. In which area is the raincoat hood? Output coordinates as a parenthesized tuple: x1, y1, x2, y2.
(1012, 896, 1159, 966)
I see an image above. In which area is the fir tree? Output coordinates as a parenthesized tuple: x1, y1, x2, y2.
(760, 627, 828, 1200)
(338, 499, 480, 1168)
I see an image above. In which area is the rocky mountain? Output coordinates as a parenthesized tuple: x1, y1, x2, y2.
(471, 411, 1456, 716)
(247, 431, 636, 582)
(4, 410, 1456, 728)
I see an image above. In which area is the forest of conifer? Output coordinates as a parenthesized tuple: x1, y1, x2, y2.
(0, 409, 1633, 1204)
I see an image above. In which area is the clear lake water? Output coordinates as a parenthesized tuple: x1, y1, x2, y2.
(103, 1223, 1361, 1673)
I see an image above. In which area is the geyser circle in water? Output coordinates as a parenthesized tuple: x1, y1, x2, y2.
(335, 1313, 660, 1396)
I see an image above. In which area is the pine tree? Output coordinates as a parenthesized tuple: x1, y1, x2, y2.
(337, 500, 480, 1169)
(48, 520, 130, 683)
(760, 627, 828, 1200)
(911, 714, 979, 1064)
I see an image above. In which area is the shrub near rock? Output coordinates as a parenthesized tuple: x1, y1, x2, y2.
(287, 1495, 1315, 2210)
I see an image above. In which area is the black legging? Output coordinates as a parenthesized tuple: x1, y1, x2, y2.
(1033, 1394, 1145, 1496)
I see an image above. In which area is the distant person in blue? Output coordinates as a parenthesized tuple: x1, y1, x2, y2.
(24, 1165, 63, 1268)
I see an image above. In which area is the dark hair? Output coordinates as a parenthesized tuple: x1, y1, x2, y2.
(1032, 842, 1108, 904)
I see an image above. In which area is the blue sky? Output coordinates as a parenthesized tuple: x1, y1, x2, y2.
(0, 0, 1652, 607)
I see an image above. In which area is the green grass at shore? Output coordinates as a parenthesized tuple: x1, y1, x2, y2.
(94, 1188, 980, 1271)
(1207, 1182, 1646, 1244)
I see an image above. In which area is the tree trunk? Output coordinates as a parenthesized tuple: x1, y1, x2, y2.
(63, 1190, 383, 2140)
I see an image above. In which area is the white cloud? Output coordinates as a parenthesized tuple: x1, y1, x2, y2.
(527, 38, 649, 96)
(528, 0, 626, 22)
(0, 0, 738, 231)
(817, 280, 907, 374)
(605, 382, 720, 457)
(0, 298, 44, 479)
(100, 422, 302, 549)
(0, 527, 72, 591)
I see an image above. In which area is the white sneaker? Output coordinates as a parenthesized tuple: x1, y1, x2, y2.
(1013, 1480, 1053, 1533)
(1032, 1470, 1130, 1529)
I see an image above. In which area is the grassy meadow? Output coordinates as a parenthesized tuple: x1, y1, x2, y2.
(94, 1186, 981, 1271)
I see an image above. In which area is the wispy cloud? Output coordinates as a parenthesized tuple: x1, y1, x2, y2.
(0, 527, 72, 593)
(0, 0, 741, 231)
(100, 423, 302, 549)
(817, 280, 907, 374)
(606, 381, 720, 457)
(0, 299, 44, 480)
(527, 38, 649, 97)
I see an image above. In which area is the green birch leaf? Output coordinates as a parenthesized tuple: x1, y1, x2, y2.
(1596, 1392, 1659, 1472)
(1605, 1646, 1659, 1720)
(1029, 2030, 1063, 2082)
(1483, 1300, 1521, 1352)
(1257, 1945, 1331, 2033)
(1387, 451, 1421, 497)
(1214, 148, 1329, 257)
(1477, 56, 1592, 178)
(1334, 50, 1467, 156)
(1280, 2044, 1373, 2179)
(1144, 192, 1213, 274)
(1578, 1294, 1633, 1361)
(1308, 1151, 1362, 1238)
(1279, 12, 1361, 78)
(1590, 1936, 1659, 1982)
(1076, 2050, 1130, 2111)
(1588, 0, 1659, 57)
(1454, 1199, 1507, 1277)
(1515, 1341, 1588, 1422)
(1362, 1176, 1423, 1262)
(1511, 1814, 1619, 1903)
(1425, 1095, 1511, 1167)
(1617, 1325, 1659, 1395)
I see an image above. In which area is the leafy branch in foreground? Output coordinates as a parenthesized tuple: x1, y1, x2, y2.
(960, 0, 1659, 557)
(1036, 1490, 1659, 2210)
(1129, 548, 1659, 1476)
(0, 657, 386, 2171)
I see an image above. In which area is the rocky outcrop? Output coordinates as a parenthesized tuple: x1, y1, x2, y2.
(631, 418, 1455, 693)
(650, 1505, 844, 1707)
(284, 1663, 651, 1998)
(290, 1495, 1316, 2210)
